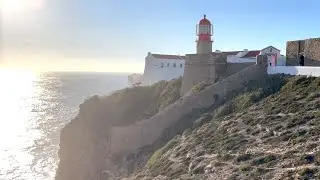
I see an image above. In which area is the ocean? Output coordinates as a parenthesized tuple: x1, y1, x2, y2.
(0, 71, 129, 180)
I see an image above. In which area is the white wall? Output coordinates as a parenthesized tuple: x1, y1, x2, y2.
(277, 56, 286, 66)
(267, 66, 320, 77)
(142, 55, 185, 85)
(227, 55, 256, 63)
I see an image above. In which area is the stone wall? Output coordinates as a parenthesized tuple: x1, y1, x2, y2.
(180, 54, 216, 96)
(109, 55, 268, 155)
(286, 38, 320, 66)
(286, 40, 300, 66)
(305, 38, 320, 62)
(180, 53, 227, 96)
(221, 63, 255, 78)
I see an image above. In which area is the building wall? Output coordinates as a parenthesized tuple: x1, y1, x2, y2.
(286, 38, 320, 66)
(142, 54, 185, 85)
(227, 56, 256, 63)
(277, 56, 286, 66)
(109, 55, 268, 155)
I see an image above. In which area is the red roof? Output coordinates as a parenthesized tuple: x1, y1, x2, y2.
(199, 15, 211, 25)
(152, 54, 186, 60)
(241, 50, 261, 58)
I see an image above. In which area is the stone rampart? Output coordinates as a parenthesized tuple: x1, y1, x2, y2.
(286, 38, 320, 66)
(222, 63, 255, 78)
(109, 55, 268, 155)
(305, 38, 320, 62)
(180, 53, 227, 96)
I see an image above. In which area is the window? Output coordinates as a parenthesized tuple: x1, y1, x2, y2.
(173, 63, 176, 67)
(180, 64, 183, 68)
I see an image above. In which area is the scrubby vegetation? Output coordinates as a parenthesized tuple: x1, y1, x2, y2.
(191, 81, 212, 93)
(92, 77, 182, 126)
(126, 76, 320, 180)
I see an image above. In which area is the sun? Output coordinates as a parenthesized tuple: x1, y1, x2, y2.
(1, 0, 44, 15)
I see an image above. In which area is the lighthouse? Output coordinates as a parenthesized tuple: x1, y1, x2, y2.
(180, 15, 225, 96)
(196, 15, 213, 54)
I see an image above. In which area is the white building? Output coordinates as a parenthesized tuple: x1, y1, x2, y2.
(224, 46, 285, 66)
(128, 46, 285, 86)
(140, 52, 185, 85)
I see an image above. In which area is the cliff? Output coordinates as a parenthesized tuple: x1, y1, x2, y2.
(55, 78, 182, 180)
(125, 76, 320, 180)
(55, 58, 271, 180)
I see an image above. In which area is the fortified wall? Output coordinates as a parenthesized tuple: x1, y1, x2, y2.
(180, 53, 255, 96)
(180, 53, 227, 96)
(109, 55, 268, 155)
(286, 38, 320, 66)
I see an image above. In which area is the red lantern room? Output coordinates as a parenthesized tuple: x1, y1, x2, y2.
(196, 15, 213, 54)
(196, 15, 213, 42)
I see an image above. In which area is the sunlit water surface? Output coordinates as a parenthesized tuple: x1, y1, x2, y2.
(0, 70, 129, 180)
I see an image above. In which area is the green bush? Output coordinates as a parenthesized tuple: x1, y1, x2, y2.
(146, 136, 181, 168)
(214, 102, 234, 118)
(239, 164, 252, 172)
(193, 113, 213, 129)
(191, 81, 211, 93)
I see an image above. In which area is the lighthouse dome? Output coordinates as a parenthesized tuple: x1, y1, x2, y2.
(199, 15, 211, 25)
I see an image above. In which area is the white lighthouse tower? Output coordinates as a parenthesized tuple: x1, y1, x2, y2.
(196, 15, 213, 54)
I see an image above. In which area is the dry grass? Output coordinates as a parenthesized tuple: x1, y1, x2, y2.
(128, 76, 320, 180)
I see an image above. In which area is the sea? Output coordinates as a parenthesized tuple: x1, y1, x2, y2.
(0, 71, 130, 180)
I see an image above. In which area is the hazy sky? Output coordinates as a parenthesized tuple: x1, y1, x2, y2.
(1, 0, 320, 72)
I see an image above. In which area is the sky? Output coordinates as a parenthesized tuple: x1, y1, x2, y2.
(1, 0, 320, 72)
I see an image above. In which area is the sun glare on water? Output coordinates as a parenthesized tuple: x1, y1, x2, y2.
(0, 69, 41, 179)
(0, 68, 38, 143)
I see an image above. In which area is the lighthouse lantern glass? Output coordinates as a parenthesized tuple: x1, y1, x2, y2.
(198, 25, 211, 35)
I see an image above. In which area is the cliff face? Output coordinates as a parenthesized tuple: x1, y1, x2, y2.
(56, 68, 291, 180)
(126, 76, 320, 180)
(55, 78, 182, 180)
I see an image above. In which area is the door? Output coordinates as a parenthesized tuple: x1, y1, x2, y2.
(267, 54, 277, 66)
